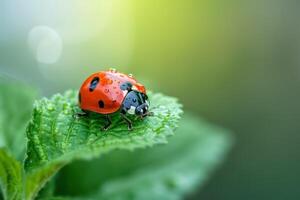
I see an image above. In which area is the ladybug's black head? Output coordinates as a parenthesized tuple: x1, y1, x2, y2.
(121, 90, 149, 116)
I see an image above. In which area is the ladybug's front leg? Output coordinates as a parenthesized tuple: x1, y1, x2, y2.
(102, 115, 112, 131)
(74, 109, 89, 119)
(120, 110, 133, 131)
(140, 111, 154, 119)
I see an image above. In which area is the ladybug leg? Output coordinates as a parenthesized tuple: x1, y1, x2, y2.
(120, 112, 133, 131)
(102, 115, 112, 131)
(74, 110, 88, 118)
(141, 111, 154, 119)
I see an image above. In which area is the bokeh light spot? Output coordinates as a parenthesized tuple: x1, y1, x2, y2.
(28, 26, 63, 64)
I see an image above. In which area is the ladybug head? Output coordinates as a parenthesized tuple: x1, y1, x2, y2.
(121, 82, 150, 116)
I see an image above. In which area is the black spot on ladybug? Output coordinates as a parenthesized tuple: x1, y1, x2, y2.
(133, 98, 137, 103)
(78, 92, 81, 104)
(89, 77, 99, 92)
(98, 100, 105, 108)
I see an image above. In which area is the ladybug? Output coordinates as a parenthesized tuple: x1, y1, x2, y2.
(78, 68, 152, 130)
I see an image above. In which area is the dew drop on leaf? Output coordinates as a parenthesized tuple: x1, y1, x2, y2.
(47, 104, 55, 111)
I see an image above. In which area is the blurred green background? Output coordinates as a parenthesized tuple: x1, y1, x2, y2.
(0, 0, 299, 199)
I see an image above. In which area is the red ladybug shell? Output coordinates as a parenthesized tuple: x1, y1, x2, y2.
(79, 70, 146, 114)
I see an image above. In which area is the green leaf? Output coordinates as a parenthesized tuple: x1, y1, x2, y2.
(0, 79, 37, 160)
(24, 90, 182, 200)
(38, 198, 73, 200)
(35, 178, 56, 200)
(0, 149, 23, 200)
(39, 197, 80, 200)
(55, 113, 233, 200)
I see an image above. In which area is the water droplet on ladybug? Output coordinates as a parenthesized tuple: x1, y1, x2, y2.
(107, 79, 113, 84)
(105, 88, 109, 93)
(128, 73, 133, 78)
(109, 68, 117, 73)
